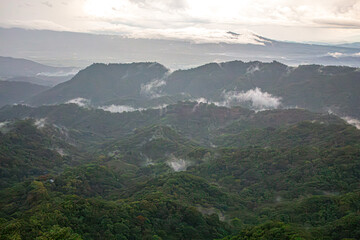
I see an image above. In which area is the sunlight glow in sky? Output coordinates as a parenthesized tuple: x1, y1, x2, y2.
(0, 0, 360, 43)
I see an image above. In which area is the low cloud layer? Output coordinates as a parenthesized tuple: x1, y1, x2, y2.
(167, 156, 189, 172)
(129, 28, 269, 45)
(342, 116, 360, 129)
(34, 118, 46, 128)
(98, 105, 140, 113)
(36, 69, 79, 77)
(191, 88, 282, 111)
(0, 121, 9, 128)
(222, 88, 282, 110)
(66, 98, 91, 107)
(98, 104, 168, 113)
(327, 52, 360, 58)
(140, 79, 166, 98)
(246, 64, 261, 74)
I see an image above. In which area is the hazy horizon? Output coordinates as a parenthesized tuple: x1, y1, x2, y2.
(1, 0, 360, 43)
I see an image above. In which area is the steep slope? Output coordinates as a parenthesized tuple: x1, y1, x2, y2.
(165, 61, 360, 117)
(0, 119, 87, 187)
(0, 101, 359, 239)
(29, 62, 169, 105)
(164, 61, 288, 98)
(0, 81, 49, 107)
(27, 60, 360, 118)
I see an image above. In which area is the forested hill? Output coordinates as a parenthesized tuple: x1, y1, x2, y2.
(0, 102, 359, 239)
(25, 61, 360, 118)
(0, 81, 49, 107)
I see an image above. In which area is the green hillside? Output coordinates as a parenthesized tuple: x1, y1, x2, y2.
(0, 102, 359, 239)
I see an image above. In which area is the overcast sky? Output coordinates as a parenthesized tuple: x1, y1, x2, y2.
(1, 0, 360, 43)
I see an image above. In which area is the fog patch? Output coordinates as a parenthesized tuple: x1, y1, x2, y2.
(35, 118, 46, 129)
(52, 124, 74, 145)
(197, 206, 225, 221)
(66, 98, 91, 107)
(192, 98, 211, 111)
(99, 104, 168, 113)
(167, 156, 189, 172)
(194, 98, 209, 104)
(141, 153, 154, 166)
(246, 64, 260, 74)
(152, 104, 169, 110)
(191, 97, 225, 111)
(156, 104, 168, 116)
(53, 124, 69, 137)
(56, 148, 67, 156)
(36, 69, 79, 77)
(141, 79, 166, 98)
(311, 120, 324, 124)
(327, 52, 360, 58)
(0, 121, 10, 133)
(221, 88, 281, 110)
(342, 116, 360, 129)
(99, 105, 140, 113)
(327, 52, 344, 58)
(129, 28, 270, 45)
(0, 121, 9, 128)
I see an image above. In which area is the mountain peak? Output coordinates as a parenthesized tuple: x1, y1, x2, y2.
(127, 28, 272, 45)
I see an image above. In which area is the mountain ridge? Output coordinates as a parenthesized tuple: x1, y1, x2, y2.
(26, 60, 360, 119)
(2, 27, 360, 69)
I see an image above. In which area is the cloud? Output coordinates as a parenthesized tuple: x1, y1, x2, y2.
(0, 121, 9, 128)
(66, 98, 91, 107)
(327, 52, 360, 58)
(35, 118, 47, 128)
(246, 64, 260, 74)
(128, 28, 270, 45)
(191, 97, 224, 112)
(36, 69, 79, 77)
(342, 116, 360, 129)
(140, 79, 166, 98)
(167, 156, 189, 172)
(128, 0, 188, 10)
(314, 18, 360, 29)
(98, 104, 168, 113)
(221, 88, 282, 110)
(56, 148, 67, 156)
(1, 0, 360, 42)
(327, 52, 344, 58)
(98, 105, 140, 113)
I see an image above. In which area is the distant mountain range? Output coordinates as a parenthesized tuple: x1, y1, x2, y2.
(0, 56, 79, 86)
(25, 60, 360, 120)
(1, 28, 360, 240)
(1, 75, 359, 239)
(1, 28, 360, 69)
(0, 81, 49, 107)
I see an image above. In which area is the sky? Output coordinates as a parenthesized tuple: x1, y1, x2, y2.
(0, 0, 360, 43)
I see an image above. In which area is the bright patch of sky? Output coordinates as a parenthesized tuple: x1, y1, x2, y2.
(1, 0, 360, 42)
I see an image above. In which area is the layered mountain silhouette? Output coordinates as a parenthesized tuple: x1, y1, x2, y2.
(1, 28, 360, 68)
(0, 81, 49, 107)
(25, 60, 360, 118)
(0, 56, 79, 86)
